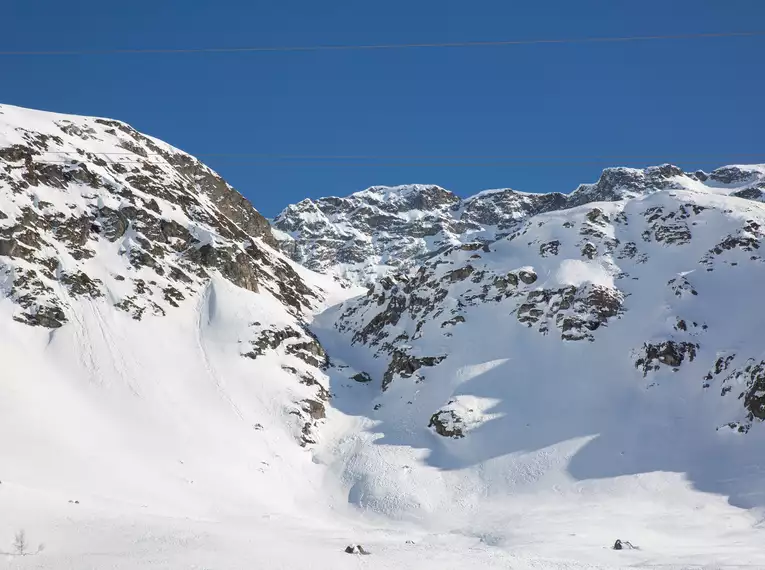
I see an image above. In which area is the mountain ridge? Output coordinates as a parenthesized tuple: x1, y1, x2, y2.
(272, 164, 765, 284)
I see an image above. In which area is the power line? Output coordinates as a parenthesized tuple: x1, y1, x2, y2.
(1, 30, 763, 56)
(26, 151, 765, 161)
(24, 155, 765, 167)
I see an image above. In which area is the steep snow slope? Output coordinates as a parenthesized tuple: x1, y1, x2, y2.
(273, 165, 765, 284)
(308, 176, 765, 566)
(2, 103, 765, 569)
(0, 103, 373, 568)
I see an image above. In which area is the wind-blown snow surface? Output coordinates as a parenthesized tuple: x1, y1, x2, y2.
(2, 103, 765, 569)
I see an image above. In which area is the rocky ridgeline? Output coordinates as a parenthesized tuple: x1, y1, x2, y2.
(330, 176, 765, 434)
(273, 165, 765, 284)
(0, 104, 334, 446)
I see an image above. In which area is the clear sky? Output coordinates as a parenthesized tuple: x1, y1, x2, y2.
(1, 1, 763, 217)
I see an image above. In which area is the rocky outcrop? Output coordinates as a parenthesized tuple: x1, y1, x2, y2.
(273, 164, 765, 285)
(516, 284, 624, 341)
(634, 341, 699, 376)
(351, 371, 373, 383)
(428, 409, 465, 439)
(704, 355, 765, 433)
(382, 351, 446, 391)
(568, 165, 685, 207)
(244, 327, 303, 359)
(700, 220, 763, 269)
(243, 323, 328, 368)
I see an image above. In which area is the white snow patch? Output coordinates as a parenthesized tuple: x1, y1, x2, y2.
(554, 259, 615, 288)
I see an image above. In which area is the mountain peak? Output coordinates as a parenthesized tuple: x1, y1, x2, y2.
(353, 183, 445, 196)
(351, 184, 460, 211)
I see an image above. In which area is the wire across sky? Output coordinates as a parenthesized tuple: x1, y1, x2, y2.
(24, 152, 765, 168)
(0, 30, 763, 56)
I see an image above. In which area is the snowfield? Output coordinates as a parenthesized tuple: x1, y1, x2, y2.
(3, 287, 763, 569)
(1, 103, 765, 569)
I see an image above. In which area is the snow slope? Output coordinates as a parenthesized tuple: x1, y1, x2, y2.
(310, 168, 765, 567)
(2, 103, 765, 569)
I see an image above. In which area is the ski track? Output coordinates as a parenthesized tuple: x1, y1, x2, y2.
(195, 281, 245, 422)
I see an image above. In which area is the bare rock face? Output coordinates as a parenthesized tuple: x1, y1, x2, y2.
(741, 365, 765, 424)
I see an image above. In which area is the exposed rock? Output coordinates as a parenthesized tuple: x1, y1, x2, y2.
(351, 372, 373, 383)
(742, 363, 765, 422)
(668, 275, 698, 297)
(14, 305, 66, 328)
(710, 166, 759, 185)
(383, 351, 446, 391)
(428, 409, 465, 439)
(441, 315, 466, 328)
(285, 336, 328, 369)
(302, 398, 326, 420)
(350, 291, 407, 346)
(539, 240, 560, 257)
(518, 269, 537, 285)
(445, 265, 474, 282)
(517, 284, 624, 341)
(706, 358, 765, 432)
(635, 341, 699, 376)
(243, 327, 301, 359)
(344, 545, 371, 555)
(580, 242, 597, 259)
(1, 106, 323, 336)
(60, 271, 103, 298)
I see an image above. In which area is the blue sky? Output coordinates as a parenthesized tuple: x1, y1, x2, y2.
(2, 1, 763, 217)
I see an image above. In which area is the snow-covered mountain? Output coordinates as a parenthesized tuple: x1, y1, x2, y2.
(273, 166, 765, 284)
(0, 103, 374, 567)
(3, 102, 765, 569)
(0, 102, 351, 444)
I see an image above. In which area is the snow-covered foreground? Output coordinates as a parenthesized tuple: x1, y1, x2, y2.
(3, 498, 763, 570)
(0, 279, 763, 569)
